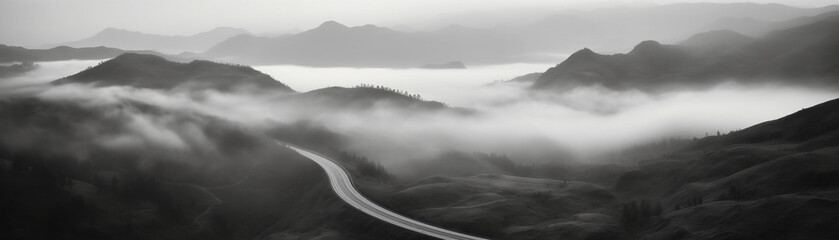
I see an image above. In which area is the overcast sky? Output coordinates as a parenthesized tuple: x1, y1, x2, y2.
(0, 0, 835, 46)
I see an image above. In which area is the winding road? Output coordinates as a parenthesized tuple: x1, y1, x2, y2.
(282, 142, 489, 240)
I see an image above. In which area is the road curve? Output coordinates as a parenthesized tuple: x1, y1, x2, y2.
(281, 142, 489, 240)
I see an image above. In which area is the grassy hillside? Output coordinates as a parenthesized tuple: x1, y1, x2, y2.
(363, 97, 839, 240)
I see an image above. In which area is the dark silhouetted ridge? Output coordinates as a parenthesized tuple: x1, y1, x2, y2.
(679, 29, 754, 50)
(293, 86, 446, 110)
(54, 53, 294, 93)
(565, 48, 599, 63)
(305, 21, 350, 35)
(532, 42, 690, 90)
(629, 40, 664, 55)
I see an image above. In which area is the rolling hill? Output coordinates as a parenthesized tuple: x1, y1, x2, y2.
(366, 96, 839, 240)
(53, 53, 294, 93)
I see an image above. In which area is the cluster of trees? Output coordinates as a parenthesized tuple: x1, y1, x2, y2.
(707, 129, 742, 138)
(354, 84, 424, 101)
(621, 199, 662, 229)
(337, 152, 393, 181)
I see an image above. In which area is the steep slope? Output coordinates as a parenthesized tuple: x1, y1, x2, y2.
(703, 98, 839, 149)
(608, 97, 839, 239)
(53, 53, 294, 93)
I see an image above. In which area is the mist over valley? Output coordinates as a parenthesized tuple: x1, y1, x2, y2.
(2, 1, 839, 239)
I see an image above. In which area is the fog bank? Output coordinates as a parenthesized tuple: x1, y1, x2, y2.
(5, 60, 838, 167)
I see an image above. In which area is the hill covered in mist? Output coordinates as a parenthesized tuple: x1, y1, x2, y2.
(0, 61, 36, 78)
(361, 96, 839, 240)
(278, 86, 463, 115)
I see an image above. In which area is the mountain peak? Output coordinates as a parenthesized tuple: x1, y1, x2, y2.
(316, 21, 349, 30)
(109, 53, 170, 65)
(679, 29, 753, 49)
(96, 27, 139, 35)
(565, 48, 599, 62)
(630, 40, 664, 54)
(101, 27, 127, 32)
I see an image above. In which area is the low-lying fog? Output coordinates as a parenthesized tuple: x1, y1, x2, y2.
(0, 60, 102, 95)
(254, 63, 552, 106)
(4, 60, 838, 167)
(255, 64, 839, 161)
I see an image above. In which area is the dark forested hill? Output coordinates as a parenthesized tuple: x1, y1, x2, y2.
(54, 53, 294, 93)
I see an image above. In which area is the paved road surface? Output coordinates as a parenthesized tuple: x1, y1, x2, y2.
(282, 142, 489, 240)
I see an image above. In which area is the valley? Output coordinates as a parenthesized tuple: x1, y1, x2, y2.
(1, 1, 839, 239)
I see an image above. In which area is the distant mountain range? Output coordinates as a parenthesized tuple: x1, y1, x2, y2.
(5, 3, 837, 69)
(2, 2, 835, 70)
(50, 27, 250, 53)
(448, 3, 839, 53)
(0, 44, 172, 63)
(203, 21, 526, 67)
(529, 12, 839, 91)
(199, 3, 838, 68)
(54, 53, 293, 93)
